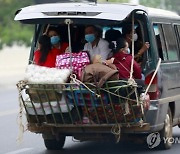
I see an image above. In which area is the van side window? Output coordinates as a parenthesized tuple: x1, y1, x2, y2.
(153, 23, 179, 61)
(162, 24, 178, 61)
(174, 25, 180, 51)
(153, 24, 167, 61)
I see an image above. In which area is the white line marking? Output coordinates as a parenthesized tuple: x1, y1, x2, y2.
(5, 148, 33, 154)
(0, 109, 19, 117)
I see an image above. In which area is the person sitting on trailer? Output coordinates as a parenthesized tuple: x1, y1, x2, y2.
(105, 37, 142, 79)
(34, 35, 60, 68)
(47, 26, 69, 54)
(83, 25, 111, 63)
(122, 24, 150, 63)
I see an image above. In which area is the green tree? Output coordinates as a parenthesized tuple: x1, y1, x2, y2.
(0, 0, 35, 49)
(0, 0, 179, 50)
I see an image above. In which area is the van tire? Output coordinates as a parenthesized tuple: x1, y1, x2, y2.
(43, 135, 65, 150)
(159, 107, 173, 150)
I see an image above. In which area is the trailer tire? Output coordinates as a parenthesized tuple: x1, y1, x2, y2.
(159, 107, 173, 150)
(43, 135, 65, 150)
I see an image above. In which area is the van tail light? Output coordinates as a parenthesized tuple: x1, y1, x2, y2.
(145, 72, 160, 100)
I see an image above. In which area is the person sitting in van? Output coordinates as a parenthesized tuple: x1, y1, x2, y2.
(34, 35, 60, 68)
(122, 24, 150, 63)
(83, 25, 111, 62)
(105, 37, 142, 79)
(47, 27, 69, 54)
(105, 28, 122, 52)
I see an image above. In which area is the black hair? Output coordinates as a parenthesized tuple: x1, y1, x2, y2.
(38, 35, 52, 63)
(47, 26, 60, 35)
(122, 24, 133, 37)
(85, 25, 98, 32)
(116, 37, 127, 52)
(105, 28, 122, 42)
(85, 25, 102, 38)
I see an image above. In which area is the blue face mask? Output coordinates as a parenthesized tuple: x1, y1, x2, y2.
(85, 34, 96, 43)
(50, 36, 60, 45)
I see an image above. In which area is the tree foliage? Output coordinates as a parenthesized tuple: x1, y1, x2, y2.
(0, 0, 35, 49)
(0, 0, 179, 49)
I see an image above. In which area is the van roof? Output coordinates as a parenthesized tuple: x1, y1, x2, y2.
(148, 7, 179, 18)
(14, 2, 180, 23)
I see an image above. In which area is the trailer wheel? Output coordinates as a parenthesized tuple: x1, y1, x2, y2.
(159, 107, 173, 150)
(43, 135, 65, 150)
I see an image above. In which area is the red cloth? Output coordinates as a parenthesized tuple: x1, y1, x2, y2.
(58, 42, 69, 55)
(34, 42, 68, 68)
(113, 52, 142, 79)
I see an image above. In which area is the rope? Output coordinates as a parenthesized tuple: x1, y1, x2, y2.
(70, 74, 100, 98)
(139, 93, 145, 115)
(124, 101, 130, 115)
(88, 82, 138, 102)
(139, 118, 144, 127)
(129, 13, 135, 80)
(111, 124, 121, 143)
(70, 74, 141, 117)
(43, 24, 50, 35)
(16, 80, 27, 144)
(144, 58, 161, 95)
(65, 19, 73, 75)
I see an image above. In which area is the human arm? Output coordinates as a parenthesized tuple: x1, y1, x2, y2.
(103, 57, 115, 65)
(135, 42, 150, 61)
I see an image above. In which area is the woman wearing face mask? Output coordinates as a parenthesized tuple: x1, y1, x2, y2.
(47, 27, 69, 54)
(105, 37, 142, 79)
(122, 24, 150, 63)
(34, 35, 60, 68)
(83, 25, 111, 62)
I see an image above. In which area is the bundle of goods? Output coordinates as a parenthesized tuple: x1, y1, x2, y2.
(65, 85, 109, 107)
(78, 80, 150, 124)
(82, 98, 149, 124)
(56, 51, 90, 79)
(22, 64, 73, 122)
(24, 64, 71, 84)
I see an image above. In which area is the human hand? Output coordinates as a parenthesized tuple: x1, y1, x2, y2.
(138, 42, 150, 55)
(103, 58, 114, 65)
(92, 55, 102, 64)
(142, 42, 150, 51)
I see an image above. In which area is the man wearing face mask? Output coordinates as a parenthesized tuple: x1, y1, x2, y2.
(47, 27, 69, 54)
(122, 24, 150, 63)
(83, 25, 111, 62)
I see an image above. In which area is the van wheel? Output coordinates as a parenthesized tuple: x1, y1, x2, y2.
(43, 135, 65, 150)
(159, 107, 173, 150)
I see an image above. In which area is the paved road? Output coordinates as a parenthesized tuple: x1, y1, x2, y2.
(0, 87, 180, 154)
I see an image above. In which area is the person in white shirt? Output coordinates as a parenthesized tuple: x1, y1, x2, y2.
(83, 25, 111, 63)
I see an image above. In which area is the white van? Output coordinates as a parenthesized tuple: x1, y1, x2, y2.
(15, 2, 180, 150)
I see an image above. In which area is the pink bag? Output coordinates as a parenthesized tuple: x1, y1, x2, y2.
(56, 52, 90, 79)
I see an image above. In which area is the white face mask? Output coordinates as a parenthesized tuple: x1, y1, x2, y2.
(127, 48, 131, 54)
(124, 47, 130, 54)
(133, 33, 138, 41)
